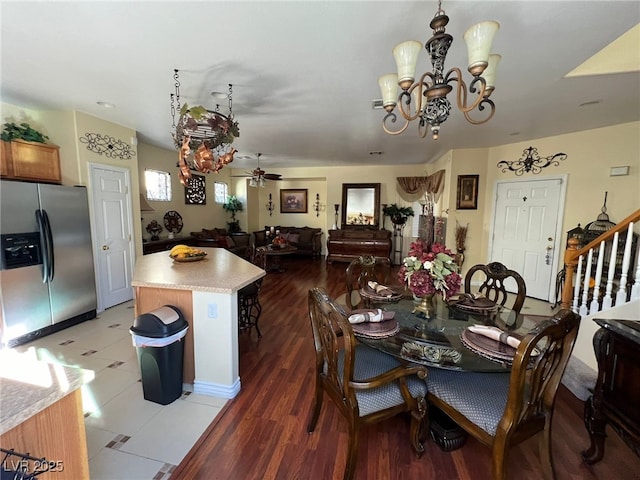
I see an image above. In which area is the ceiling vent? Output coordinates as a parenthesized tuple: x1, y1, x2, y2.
(372, 99, 384, 110)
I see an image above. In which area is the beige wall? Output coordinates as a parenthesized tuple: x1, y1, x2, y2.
(1, 102, 141, 255)
(137, 142, 231, 240)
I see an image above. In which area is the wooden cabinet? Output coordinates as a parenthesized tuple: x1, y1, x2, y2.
(582, 318, 640, 464)
(143, 236, 196, 255)
(0, 139, 61, 184)
(326, 229, 391, 263)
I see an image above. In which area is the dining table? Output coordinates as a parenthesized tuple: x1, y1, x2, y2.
(353, 294, 547, 372)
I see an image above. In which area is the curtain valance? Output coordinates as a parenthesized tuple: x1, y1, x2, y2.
(396, 169, 445, 196)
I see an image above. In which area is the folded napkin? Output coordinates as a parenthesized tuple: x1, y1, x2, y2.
(367, 281, 395, 297)
(448, 293, 497, 309)
(348, 308, 395, 324)
(467, 325, 521, 349)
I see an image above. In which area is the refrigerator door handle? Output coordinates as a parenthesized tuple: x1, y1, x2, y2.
(42, 209, 55, 282)
(35, 209, 49, 283)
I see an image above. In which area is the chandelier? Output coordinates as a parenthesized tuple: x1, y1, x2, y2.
(170, 69, 240, 185)
(378, 0, 500, 140)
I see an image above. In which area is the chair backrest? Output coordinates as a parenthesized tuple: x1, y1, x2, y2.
(464, 262, 526, 314)
(499, 308, 580, 441)
(345, 255, 393, 310)
(308, 287, 358, 408)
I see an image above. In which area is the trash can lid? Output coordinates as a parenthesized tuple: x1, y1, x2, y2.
(130, 305, 188, 337)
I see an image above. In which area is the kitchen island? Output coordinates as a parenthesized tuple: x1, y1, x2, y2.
(0, 350, 93, 478)
(132, 247, 264, 399)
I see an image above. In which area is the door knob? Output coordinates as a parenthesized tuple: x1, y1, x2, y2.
(102, 245, 109, 250)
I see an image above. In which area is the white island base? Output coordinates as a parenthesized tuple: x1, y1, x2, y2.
(132, 247, 265, 399)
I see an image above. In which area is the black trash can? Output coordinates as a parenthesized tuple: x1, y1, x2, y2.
(130, 305, 189, 405)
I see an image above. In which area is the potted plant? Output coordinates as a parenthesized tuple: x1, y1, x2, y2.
(383, 204, 415, 225)
(223, 195, 243, 233)
(1, 122, 49, 143)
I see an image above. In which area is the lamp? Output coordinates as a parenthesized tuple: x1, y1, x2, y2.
(379, 0, 500, 140)
(266, 193, 275, 216)
(332, 204, 339, 230)
(313, 193, 321, 217)
(170, 69, 239, 186)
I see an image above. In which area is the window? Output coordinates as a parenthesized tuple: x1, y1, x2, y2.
(145, 169, 172, 201)
(214, 182, 228, 204)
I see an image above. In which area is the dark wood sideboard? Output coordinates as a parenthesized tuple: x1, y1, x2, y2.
(582, 318, 640, 464)
(326, 229, 391, 263)
(142, 236, 196, 255)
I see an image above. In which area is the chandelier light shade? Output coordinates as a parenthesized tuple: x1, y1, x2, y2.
(249, 153, 267, 188)
(170, 69, 240, 186)
(379, 0, 500, 140)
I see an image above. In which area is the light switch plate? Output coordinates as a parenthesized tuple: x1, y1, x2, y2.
(207, 303, 217, 319)
(610, 166, 630, 176)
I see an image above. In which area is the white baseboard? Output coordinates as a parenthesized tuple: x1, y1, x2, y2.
(193, 378, 241, 399)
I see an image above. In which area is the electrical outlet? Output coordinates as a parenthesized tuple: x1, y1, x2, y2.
(207, 303, 217, 319)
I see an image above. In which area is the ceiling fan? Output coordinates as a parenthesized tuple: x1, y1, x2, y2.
(232, 153, 282, 187)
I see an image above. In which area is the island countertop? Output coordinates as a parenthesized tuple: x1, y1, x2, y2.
(0, 350, 93, 435)
(132, 247, 265, 294)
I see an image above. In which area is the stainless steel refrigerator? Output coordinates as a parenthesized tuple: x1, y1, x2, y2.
(0, 180, 97, 347)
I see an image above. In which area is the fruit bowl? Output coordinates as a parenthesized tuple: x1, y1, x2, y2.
(172, 253, 207, 263)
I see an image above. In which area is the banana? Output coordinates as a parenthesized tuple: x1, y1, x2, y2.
(170, 244, 192, 256)
(169, 245, 206, 258)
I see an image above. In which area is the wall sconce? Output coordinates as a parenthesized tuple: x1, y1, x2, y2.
(266, 193, 275, 216)
(313, 193, 321, 217)
(332, 204, 339, 230)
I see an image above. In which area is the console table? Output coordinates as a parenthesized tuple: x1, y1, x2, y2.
(582, 318, 640, 464)
(326, 229, 391, 263)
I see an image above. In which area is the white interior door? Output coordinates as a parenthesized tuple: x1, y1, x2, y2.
(90, 164, 134, 310)
(490, 177, 566, 301)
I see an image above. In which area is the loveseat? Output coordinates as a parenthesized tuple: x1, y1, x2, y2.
(190, 228, 251, 259)
(253, 226, 323, 257)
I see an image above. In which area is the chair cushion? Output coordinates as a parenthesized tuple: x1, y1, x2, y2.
(339, 344, 427, 417)
(426, 369, 510, 436)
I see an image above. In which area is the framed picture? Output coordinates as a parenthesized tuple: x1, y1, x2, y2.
(185, 174, 206, 205)
(280, 189, 308, 213)
(456, 175, 479, 210)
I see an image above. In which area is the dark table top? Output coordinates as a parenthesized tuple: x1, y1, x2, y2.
(355, 296, 547, 372)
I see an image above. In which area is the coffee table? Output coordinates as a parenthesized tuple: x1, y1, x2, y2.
(255, 245, 297, 272)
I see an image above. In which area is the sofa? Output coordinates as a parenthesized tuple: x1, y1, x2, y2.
(254, 226, 323, 257)
(190, 228, 251, 259)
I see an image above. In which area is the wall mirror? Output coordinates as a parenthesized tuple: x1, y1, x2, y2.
(341, 183, 380, 229)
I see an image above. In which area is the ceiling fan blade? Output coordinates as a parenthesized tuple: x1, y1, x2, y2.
(264, 173, 282, 180)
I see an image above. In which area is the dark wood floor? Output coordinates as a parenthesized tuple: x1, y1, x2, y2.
(172, 256, 639, 480)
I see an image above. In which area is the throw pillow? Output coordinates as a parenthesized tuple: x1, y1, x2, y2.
(226, 235, 236, 247)
(287, 233, 300, 245)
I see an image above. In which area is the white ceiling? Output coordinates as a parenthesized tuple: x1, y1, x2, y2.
(1, 1, 639, 171)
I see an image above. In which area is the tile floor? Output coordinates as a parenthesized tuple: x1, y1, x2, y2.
(12, 300, 226, 480)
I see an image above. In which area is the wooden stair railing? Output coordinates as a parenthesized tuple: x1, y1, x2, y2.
(561, 209, 640, 313)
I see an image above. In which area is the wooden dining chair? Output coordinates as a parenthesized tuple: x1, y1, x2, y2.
(425, 308, 581, 480)
(465, 262, 527, 314)
(345, 255, 395, 310)
(307, 287, 428, 480)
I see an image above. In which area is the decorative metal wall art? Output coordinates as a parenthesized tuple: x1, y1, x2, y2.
(497, 146, 567, 176)
(184, 174, 206, 205)
(79, 133, 136, 159)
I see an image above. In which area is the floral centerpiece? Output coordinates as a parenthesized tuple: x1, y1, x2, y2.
(398, 240, 462, 315)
